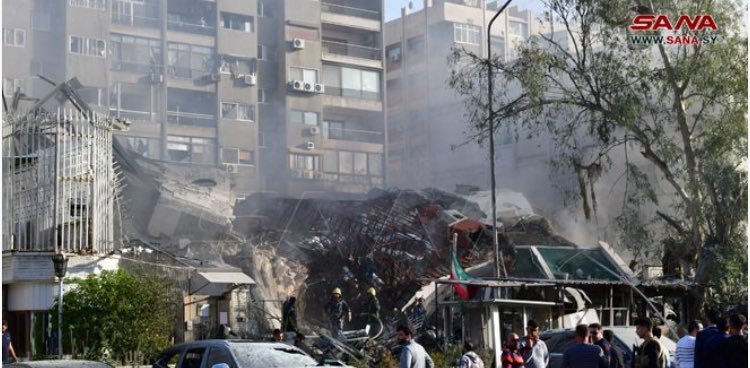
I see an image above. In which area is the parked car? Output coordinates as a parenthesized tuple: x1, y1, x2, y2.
(7, 360, 114, 368)
(540, 326, 677, 368)
(153, 340, 352, 368)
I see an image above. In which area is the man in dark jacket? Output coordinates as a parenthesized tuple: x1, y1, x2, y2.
(634, 318, 666, 368)
(718, 313, 748, 368)
(561, 324, 607, 368)
(325, 287, 351, 340)
(365, 287, 380, 325)
(694, 309, 722, 368)
(281, 296, 298, 334)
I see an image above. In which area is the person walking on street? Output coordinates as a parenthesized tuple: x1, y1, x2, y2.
(459, 341, 485, 368)
(365, 287, 381, 325)
(520, 320, 548, 368)
(271, 329, 283, 342)
(410, 297, 427, 331)
(694, 309, 721, 368)
(281, 296, 298, 334)
(2, 321, 17, 364)
(589, 323, 613, 368)
(325, 287, 351, 341)
(634, 318, 667, 368)
(561, 324, 607, 368)
(500, 332, 525, 368)
(717, 313, 748, 368)
(396, 324, 435, 368)
(651, 326, 671, 368)
(703, 314, 729, 368)
(603, 330, 623, 368)
(675, 320, 701, 368)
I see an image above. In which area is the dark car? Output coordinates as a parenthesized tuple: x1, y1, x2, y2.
(541, 326, 677, 368)
(7, 360, 114, 368)
(153, 340, 342, 368)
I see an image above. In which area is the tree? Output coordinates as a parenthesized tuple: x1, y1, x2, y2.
(52, 269, 176, 363)
(448, 0, 747, 313)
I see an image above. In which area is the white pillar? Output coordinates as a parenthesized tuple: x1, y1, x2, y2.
(489, 305, 502, 368)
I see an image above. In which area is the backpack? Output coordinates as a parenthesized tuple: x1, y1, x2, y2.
(463, 352, 485, 368)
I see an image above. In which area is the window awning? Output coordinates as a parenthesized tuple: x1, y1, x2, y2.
(191, 271, 256, 296)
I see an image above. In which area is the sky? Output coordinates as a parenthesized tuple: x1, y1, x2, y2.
(384, 0, 547, 21)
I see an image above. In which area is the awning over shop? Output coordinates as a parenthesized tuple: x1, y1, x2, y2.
(190, 270, 256, 296)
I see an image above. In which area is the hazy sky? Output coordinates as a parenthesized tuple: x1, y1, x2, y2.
(384, 0, 547, 21)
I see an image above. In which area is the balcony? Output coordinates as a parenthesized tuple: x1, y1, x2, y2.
(167, 66, 211, 79)
(167, 18, 215, 36)
(325, 87, 380, 101)
(167, 111, 215, 127)
(112, 61, 161, 74)
(112, 0, 161, 28)
(112, 13, 161, 28)
(321, 3, 380, 32)
(322, 41, 382, 69)
(323, 126, 382, 144)
(109, 109, 153, 123)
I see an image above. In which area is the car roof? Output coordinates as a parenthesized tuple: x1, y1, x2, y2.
(541, 326, 677, 352)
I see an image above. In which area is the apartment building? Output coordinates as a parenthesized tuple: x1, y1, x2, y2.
(2, 0, 386, 198)
(385, 0, 562, 207)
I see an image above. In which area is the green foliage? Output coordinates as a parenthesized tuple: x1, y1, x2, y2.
(51, 269, 175, 364)
(449, 0, 748, 309)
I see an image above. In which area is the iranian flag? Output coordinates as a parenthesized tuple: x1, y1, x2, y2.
(450, 253, 478, 300)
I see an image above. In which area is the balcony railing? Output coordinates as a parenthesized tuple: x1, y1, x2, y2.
(167, 111, 215, 127)
(321, 2, 380, 20)
(167, 18, 215, 36)
(322, 41, 380, 61)
(325, 87, 381, 101)
(323, 126, 382, 144)
(167, 66, 211, 79)
(109, 109, 153, 123)
(112, 61, 161, 74)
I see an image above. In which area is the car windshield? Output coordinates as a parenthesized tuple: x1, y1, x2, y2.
(230, 343, 319, 367)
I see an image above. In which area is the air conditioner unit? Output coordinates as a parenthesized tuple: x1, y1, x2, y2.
(239, 74, 257, 86)
(292, 38, 305, 50)
(288, 80, 305, 91)
(303, 82, 315, 92)
(313, 83, 325, 93)
(304, 141, 315, 150)
(308, 126, 320, 135)
(149, 73, 163, 84)
(226, 164, 239, 174)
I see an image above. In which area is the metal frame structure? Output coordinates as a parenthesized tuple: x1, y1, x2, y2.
(3, 96, 116, 254)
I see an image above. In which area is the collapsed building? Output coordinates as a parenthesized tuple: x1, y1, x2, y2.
(112, 120, 698, 365)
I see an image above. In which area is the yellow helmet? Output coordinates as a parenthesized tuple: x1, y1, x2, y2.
(332, 287, 342, 296)
(367, 287, 376, 296)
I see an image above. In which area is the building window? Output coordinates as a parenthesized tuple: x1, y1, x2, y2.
(3, 28, 26, 48)
(454, 23, 481, 45)
(323, 64, 381, 101)
(508, 21, 529, 38)
(322, 120, 344, 139)
(69, 0, 106, 10)
(111, 33, 162, 73)
(167, 42, 214, 78)
(3, 78, 24, 95)
(166, 135, 215, 164)
(407, 36, 424, 58)
(258, 89, 270, 104)
(118, 136, 159, 158)
(289, 153, 319, 171)
(221, 12, 254, 32)
(289, 67, 318, 84)
(258, 44, 274, 61)
(290, 110, 319, 126)
(386, 43, 401, 70)
(221, 102, 255, 121)
(70, 35, 106, 57)
(31, 12, 51, 31)
(222, 147, 255, 165)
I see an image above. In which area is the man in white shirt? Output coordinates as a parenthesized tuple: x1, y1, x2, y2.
(675, 320, 702, 368)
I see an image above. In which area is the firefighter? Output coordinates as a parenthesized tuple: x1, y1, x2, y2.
(365, 287, 381, 326)
(325, 287, 351, 340)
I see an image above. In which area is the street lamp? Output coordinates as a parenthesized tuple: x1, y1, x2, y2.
(52, 252, 68, 359)
(487, 0, 513, 280)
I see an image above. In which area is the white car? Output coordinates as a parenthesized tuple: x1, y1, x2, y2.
(540, 326, 677, 368)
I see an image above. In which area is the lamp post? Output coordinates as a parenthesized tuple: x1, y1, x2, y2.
(487, 0, 513, 280)
(52, 252, 68, 359)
